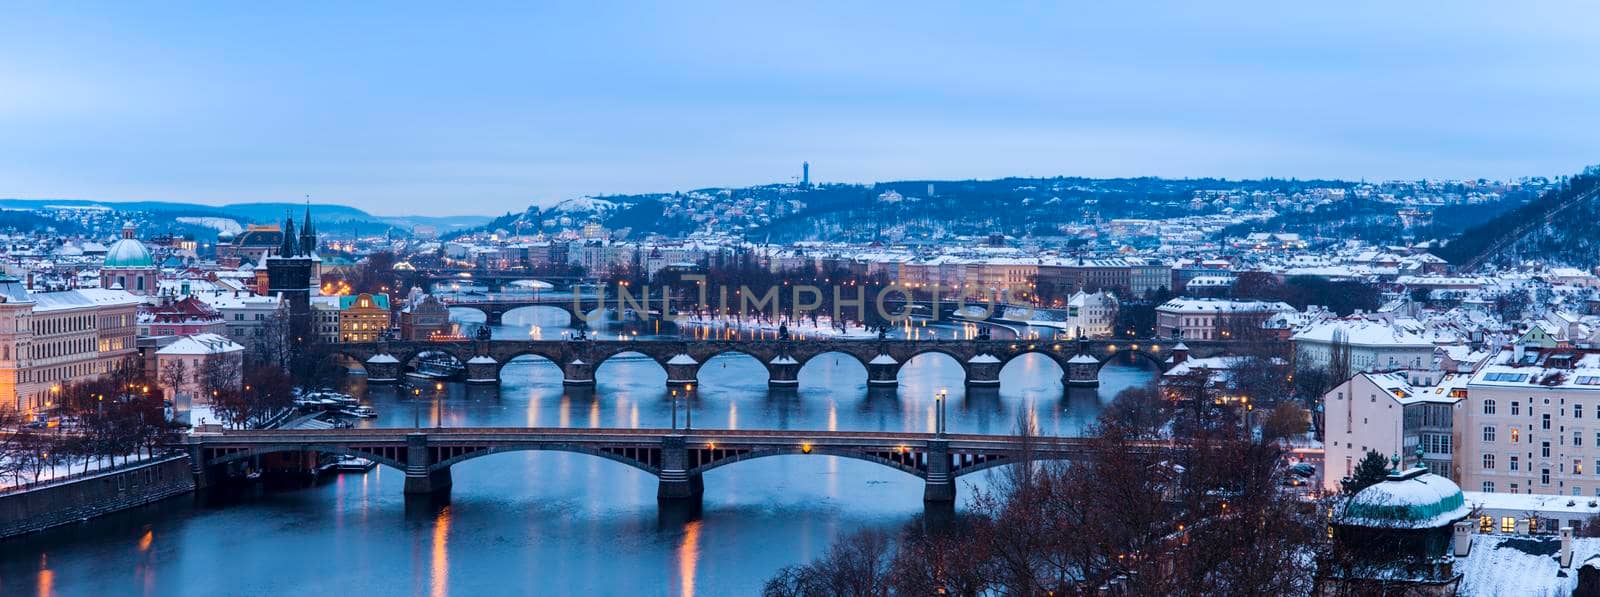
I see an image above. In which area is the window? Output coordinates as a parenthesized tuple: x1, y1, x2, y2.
(1578, 460, 1585, 475)
(1544, 442, 1552, 458)
(1543, 469, 1552, 485)
(1544, 413, 1553, 430)
(1484, 482, 1496, 493)
(1579, 431, 1585, 448)
(1480, 515, 1495, 532)
(1513, 401, 1522, 416)
(1423, 433, 1451, 455)
(1579, 404, 1587, 419)
(1485, 399, 1497, 415)
(1511, 428, 1521, 443)
(1511, 456, 1520, 471)
(1502, 516, 1516, 533)
(1484, 454, 1496, 469)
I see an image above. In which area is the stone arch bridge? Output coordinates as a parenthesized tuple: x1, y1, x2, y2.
(330, 337, 1232, 389)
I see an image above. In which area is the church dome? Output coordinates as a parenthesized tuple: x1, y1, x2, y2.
(217, 230, 236, 243)
(104, 238, 154, 268)
(1342, 467, 1469, 529)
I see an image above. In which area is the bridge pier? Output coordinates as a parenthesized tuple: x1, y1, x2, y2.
(404, 433, 452, 495)
(664, 353, 700, 387)
(465, 356, 499, 385)
(767, 355, 800, 387)
(657, 436, 704, 503)
(965, 354, 1001, 387)
(186, 441, 212, 490)
(1065, 354, 1100, 388)
(923, 439, 956, 504)
(365, 354, 401, 384)
(483, 309, 504, 327)
(563, 358, 594, 386)
(867, 354, 900, 387)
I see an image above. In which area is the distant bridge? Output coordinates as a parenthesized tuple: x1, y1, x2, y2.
(184, 427, 1153, 504)
(330, 337, 1232, 389)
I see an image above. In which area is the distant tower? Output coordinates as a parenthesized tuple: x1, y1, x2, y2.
(802, 162, 810, 188)
(267, 210, 314, 343)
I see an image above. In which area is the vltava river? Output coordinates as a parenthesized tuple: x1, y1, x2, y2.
(0, 311, 1158, 596)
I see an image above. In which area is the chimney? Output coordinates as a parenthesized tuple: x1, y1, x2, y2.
(1453, 520, 1474, 557)
(1563, 526, 1575, 568)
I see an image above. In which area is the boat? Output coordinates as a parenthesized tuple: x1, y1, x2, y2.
(332, 456, 376, 472)
(407, 355, 465, 381)
(339, 405, 377, 418)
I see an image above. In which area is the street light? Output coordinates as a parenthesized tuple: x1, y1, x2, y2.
(935, 389, 948, 436)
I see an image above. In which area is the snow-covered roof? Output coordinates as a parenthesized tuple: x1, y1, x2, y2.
(1341, 467, 1469, 529)
(869, 354, 898, 365)
(366, 354, 399, 364)
(156, 333, 244, 356)
(769, 355, 799, 365)
(1067, 354, 1100, 364)
(666, 353, 698, 366)
(967, 354, 1001, 364)
(467, 356, 497, 364)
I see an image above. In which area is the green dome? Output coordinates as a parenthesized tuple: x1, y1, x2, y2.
(104, 238, 154, 268)
(1342, 467, 1469, 529)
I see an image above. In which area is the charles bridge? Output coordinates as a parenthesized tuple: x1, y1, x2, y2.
(331, 336, 1231, 389)
(184, 427, 1161, 504)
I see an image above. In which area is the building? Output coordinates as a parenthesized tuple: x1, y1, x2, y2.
(400, 293, 451, 340)
(265, 210, 315, 343)
(215, 224, 282, 268)
(0, 277, 141, 413)
(154, 333, 244, 415)
(1293, 318, 1438, 378)
(338, 293, 391, 343)
(1318, 466, 1471, 595)
(1455, 345, 1600, 499)
(1154, 297, 1295, 340)
(100, 222, 158, 296)
(1322, 371, 1466, 492)
(1064, 290, 1117, 338)
(196, 290, 284, 348)
(140, 296, 226, 337)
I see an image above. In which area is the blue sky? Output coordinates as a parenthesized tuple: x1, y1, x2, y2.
(2, 2, 1597, 216)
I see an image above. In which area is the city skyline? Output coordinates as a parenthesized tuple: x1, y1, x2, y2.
(3, 2, 1598, 216)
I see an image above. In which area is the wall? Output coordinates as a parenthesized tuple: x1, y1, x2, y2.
(0, 454, 194, 539)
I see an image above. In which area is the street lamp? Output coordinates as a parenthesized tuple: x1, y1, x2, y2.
(935, 389, 948, 436)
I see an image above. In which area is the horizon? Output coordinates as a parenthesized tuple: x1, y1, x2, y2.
(3, 2, 1597, 216)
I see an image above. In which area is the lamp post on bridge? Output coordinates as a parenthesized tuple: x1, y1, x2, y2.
(670, 389, 678, 431)
(935, 389, 948, 437)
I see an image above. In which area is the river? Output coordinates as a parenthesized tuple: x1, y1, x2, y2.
(0, 310, 1158, 596)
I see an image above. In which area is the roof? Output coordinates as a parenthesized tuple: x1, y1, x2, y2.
(104, 238, 154, 268)
(1457, 535, 1600, 596)
(338, 293, 390, 311)
(1341, 467, 1470, 529)
(155, 333, 244, 356)
(32, 288, 142, 312)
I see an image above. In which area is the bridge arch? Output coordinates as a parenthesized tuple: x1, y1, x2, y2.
(593, 350, 669, 387)
(500, 304, 577, 328)
(1095, 345, 1167, 373)
(688, 446, 927, 479)
(428, 444, 662, 475)
(796, 351, 870, 388)
(494, 351, 564, 381)
(694, 350, 771, 388)
(998, 350, 1067, 376)
(203, 445, 408, 473)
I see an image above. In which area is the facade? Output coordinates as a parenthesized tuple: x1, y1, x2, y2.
(0, 278, 141, 413)
(1322, 371, 1465, 492)
(140, 296, 226, 337)
(311, 297, 341, 344)
(99, 222, 158, 296)
(1154, 297, 1295, 340)
(1063, 290, 1117, 338)
(338, 293, 391, 343)
(196, 290, 284, 347)
(400, 293, 451, 340)
(154, 333, 244, 412)
(1293, 318, 1438, 377)
(215, 224, 282, 269)
(1455, 346, 1600, 499)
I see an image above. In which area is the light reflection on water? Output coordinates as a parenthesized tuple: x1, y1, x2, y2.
(0, 319, 1157, 596)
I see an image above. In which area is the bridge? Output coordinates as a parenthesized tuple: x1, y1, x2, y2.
(330, 337, 1233, 389)
(183, 427, 1140, 504)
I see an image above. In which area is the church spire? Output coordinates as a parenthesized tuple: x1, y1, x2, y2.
(300, 198, 317, 256)
(279, 209, 298, 257)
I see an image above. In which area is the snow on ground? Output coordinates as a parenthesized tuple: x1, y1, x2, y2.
(176, 216, 244, 235)
(1, 453, 157, 491)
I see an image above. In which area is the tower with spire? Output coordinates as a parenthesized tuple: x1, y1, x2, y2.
(266, 208, 315, 345)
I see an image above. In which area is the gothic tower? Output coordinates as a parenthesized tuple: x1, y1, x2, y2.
(266, 210, 314, 343)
